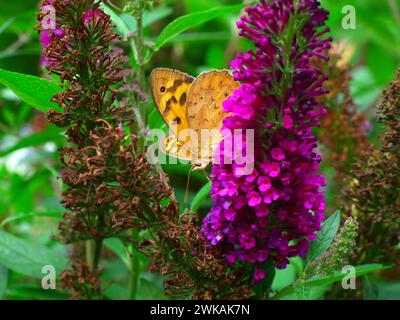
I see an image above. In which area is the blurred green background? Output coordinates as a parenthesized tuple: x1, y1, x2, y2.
(0, 0, 399, 299)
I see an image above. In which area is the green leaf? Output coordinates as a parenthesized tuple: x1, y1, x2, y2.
(274, 264, 389, 299)
(306, 264, 389, 287)
(0, 230, 68, 279)
(137, 277, 166, 300)
(0, 49, 42, 61)
(308, 210, 341, 261)
(254, 260, 276, 299)
(5, 285, 68, 300)
(103, 283, 129, 300)
(121, 5, 173, 32)
(0, 265, 8, 300)
(351, 66, 381, 109)
(190, 181, 211, 211)
(0, 69, 62, 112)
(0, 125, 66, 157)
(101, 3, 130, 38)
(0, 18, 14, 35)
(272, 257, 302, 292)
(152, 3, 247, 53)
(143, 6, 173, 28)
(376, 281, 400, 299)
(165, 32, 232, 44)
(363, 274, 379, 300)
(0, 211, 62, 228)
(103, 238, 130, 270)
(147, 107, 167, 130)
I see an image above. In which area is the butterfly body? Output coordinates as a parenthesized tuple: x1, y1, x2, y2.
(150, 68, 239, 170)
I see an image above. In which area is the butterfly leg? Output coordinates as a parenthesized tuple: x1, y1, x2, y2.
(202, 170, 211, 182)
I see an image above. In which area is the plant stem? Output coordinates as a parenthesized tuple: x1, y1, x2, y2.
(271, 283, 295, 300)
(126, 6, 147, 300)
(135, 12, 145, 91)
(86, 238, 103, 272)
(86, 240, 94, 270)
(130, 1, 167, 182)
(93, 238, 103, 271)
(126, 3, 169, 298)
(129, 231, 140, 299)
(129, 3, 147, 140)
(127, 2, 146, 279)
(388, 0, 400, 29)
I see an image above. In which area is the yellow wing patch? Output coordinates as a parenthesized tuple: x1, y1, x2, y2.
(161, 134, 192, 161)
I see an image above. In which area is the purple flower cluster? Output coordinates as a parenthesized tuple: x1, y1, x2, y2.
(38, 1, 102, 67)
(202, 0, 332, 281)
(38, 0, 64, 67)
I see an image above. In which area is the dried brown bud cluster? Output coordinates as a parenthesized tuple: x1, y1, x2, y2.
(137, 209, 250, 300)
(37, 0, 170, 296)
(60, 262, 103, 300)
(37, 0, 148, 244)
(40, 1, 126, 128)
(58, 122, 172, 242)
(37, 0, 247, 300)
(343, 70, 400, 266)
(316, 51, 370, 201)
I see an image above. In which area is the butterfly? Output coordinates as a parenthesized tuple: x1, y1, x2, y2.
(150, 68, 239, 171)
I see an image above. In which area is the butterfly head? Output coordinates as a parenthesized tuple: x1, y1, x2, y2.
(192, 160, 210, 171)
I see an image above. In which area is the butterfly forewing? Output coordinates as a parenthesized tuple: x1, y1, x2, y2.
(150, 68, 194, 138)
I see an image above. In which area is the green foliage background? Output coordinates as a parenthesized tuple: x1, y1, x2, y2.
(0, 0, 399, 299)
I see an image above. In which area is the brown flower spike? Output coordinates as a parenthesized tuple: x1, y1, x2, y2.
(342, 71, 400, 267)
(38, 0, 247, 299)
(316, 51, 370, 205)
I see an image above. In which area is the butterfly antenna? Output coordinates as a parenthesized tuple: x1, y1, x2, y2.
(184, 167, 192, 204)
(202, 170, 211, 182)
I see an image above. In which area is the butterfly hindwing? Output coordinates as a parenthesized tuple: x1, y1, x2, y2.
(186, 70, 239, 162)
(186, 70, 239, 131)
(160, 134, 193, 162)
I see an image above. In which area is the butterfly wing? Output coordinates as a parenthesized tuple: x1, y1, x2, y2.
(160, 134, 210, 170)
(150, 68, 194, 137)
(186, 70, 240, 162)
(187, 70, 239, 131)
(160, 134, 193, 162)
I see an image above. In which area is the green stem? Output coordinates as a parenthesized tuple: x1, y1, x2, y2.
(271, 283, 296, 300)
(86, 239, 103, 273)
(126, 3, 168, 298)
(130, 3, 147, 141)
(86, 240, 94, 270)
(93, 238, 103, 271)
(135, 12, 145, 91)
(388, 0, 400, 29)
(129, 231, 140, 300)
